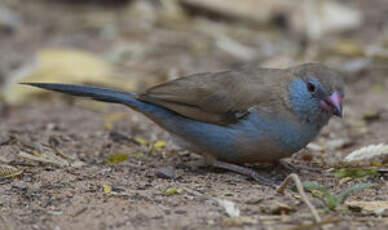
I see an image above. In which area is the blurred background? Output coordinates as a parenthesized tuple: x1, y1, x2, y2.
(1, 2, 388, 229)
(0, 0, 387, 105)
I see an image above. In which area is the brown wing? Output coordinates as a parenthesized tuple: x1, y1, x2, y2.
(138, 67, 286, 125)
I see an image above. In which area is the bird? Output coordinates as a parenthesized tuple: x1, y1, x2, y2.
(22, 63, 345, 185)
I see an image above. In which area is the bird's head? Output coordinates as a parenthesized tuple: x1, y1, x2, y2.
(287, 63, 345, 125)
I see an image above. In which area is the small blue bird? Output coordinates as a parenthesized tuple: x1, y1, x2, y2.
(22, 63, 345, 184)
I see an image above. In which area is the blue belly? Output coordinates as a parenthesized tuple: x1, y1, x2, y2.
(134, 101, 320, 163)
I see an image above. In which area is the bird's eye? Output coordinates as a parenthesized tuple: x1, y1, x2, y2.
(307, 82, 316, 93)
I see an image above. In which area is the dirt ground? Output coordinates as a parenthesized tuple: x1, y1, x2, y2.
(0, 1, 388, 230)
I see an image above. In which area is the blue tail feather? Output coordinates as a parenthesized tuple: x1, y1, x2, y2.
(20, 83, 141, 108)
(20, 82, 181, 124)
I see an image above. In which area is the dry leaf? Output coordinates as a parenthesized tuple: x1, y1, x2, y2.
(19, 148, 86, 168)
(306, 143, 324, 152)
(103, 184, 112, 194)
(326, 138, 352, 150)
(363, 110, 381, 122)
(214, 198, 240, 217)
(134, 136, 148, 146)
(152, 140, 166, 150)
(0, 165, 24, 178)
(347, 200, 388, 215)
(291, 0, 363, 40)
(267, 201, 294, 214)
(182, 187, 241, 218)
(344, 144, 388, 164)
(1, 49, 136, 105)
(19, 151, 69, 167)
(165, 186, 183, 196)
(331, 39, 364, 56)
(335, 168, 379, 179)
(70, 160, 87, 168)
(221, 216, 257, 227)
(108, 153, 129, 164)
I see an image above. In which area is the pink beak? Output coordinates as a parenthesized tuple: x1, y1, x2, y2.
(319, 91, 343, 117)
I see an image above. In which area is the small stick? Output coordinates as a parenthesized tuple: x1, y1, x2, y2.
(50, 144, 77, 161)
(277, 173, 321, 223)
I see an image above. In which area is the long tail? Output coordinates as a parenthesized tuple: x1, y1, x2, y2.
(21, 82, 188, 130)
(20, 83, 140, 108)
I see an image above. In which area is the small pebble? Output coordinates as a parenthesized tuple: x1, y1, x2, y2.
(156, 167, 176, 179)
(11, 181, 27, 191)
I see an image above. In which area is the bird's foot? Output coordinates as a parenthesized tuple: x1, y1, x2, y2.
(211, 160, 278, 186)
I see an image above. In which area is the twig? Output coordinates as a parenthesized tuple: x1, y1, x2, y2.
(277, 173, 322, 223)
(349, 216, 388, 222)
(286, 217, 341, 230)
(49, 144, 77, 161)
(182, 186, 205, 197)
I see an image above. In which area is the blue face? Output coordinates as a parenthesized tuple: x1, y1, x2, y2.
(288, 77, 333, 126)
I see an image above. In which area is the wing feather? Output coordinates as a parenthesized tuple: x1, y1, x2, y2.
(138, 67, 286, 125)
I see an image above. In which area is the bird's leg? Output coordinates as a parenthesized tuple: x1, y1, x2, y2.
(211, 160, 278, 186)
